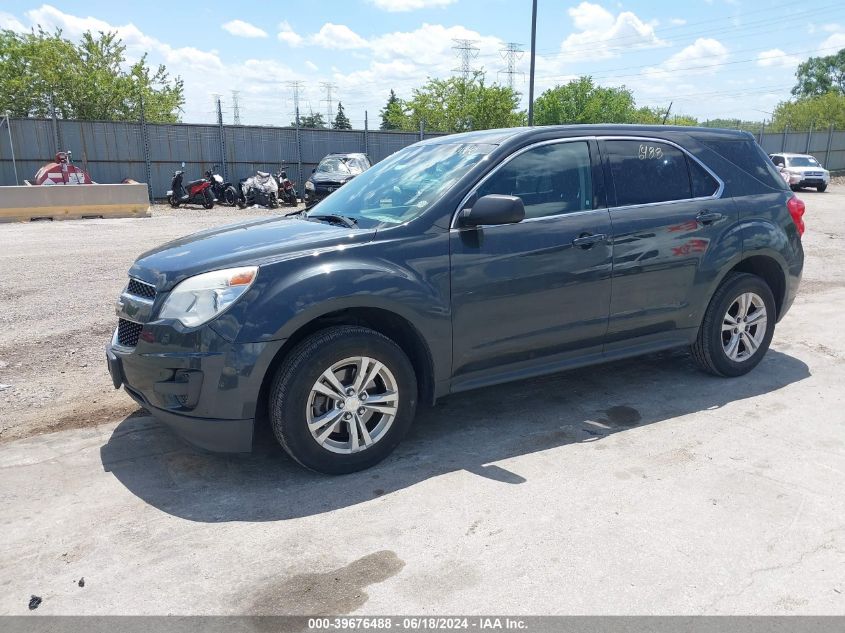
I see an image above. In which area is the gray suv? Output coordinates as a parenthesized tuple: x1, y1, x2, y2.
(770, 153, 830, 192)
(107, 125, 804, 474)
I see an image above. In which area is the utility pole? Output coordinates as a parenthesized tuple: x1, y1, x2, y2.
(286, 81, 305, 126)
(662, 101, 673, 125)
(320, 82, 337, 123)
(527, 0, 538, 126)
(1, 111, 18, 185)
(216, 97, 228, 182)
(498, 43, 524, 90)
(231, 90, 241, 125)
(452, 38, 480, 83)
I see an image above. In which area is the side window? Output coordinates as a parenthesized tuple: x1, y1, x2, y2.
(690, 158, 719, 198)
(475, 141, 593, 220)
(771, 155, 785, 167)
(605, 140, 691, 206)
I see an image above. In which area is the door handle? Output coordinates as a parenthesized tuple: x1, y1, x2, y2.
(695, 210, 723, 225)
(572, 233, 607, 249)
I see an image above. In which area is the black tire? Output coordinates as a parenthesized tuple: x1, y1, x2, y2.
(691, 272, 776, 377)
(269, 326, 417, 474)
(167, 195, 180, 208)
(790, 185, 801, 192)
(224, 186, 238, 205)
(268, 192, 279, 209)
(202, 189, 215, 209)
(817, 184, 827, 192)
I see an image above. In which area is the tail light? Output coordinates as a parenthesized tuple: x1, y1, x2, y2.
(787, 195, 805, 237)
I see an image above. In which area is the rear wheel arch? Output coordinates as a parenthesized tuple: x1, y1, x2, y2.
(727, 255, 786, 319)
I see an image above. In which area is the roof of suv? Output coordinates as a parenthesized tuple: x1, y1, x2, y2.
(419, 124, 753, 146)
(770, 152, 816, 157)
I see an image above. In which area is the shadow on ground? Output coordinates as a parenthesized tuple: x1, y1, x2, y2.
(100, 348, 809, 522)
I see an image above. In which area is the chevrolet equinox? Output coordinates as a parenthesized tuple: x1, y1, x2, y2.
(106, 125, 805, 474)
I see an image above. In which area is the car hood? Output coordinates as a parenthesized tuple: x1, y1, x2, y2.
(311, 171, 357, 184)
(129, 216, 374, 290)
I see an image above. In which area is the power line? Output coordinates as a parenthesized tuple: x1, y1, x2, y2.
(452, 38, 480, 83)
(498, 42, 524, 90)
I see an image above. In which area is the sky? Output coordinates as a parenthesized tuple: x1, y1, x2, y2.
(1, 0, 844, 128)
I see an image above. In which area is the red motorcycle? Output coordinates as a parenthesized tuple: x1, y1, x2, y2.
(167, 169, 214, 209)
(275, 166, 299, 206)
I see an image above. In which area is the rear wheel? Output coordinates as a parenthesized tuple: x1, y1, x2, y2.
(269, 326, 417, 474)
(224, 186, 238, 205)
(691, 272, 776, 377)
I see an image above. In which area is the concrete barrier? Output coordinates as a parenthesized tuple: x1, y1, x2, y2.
(0, 183, 150, 222)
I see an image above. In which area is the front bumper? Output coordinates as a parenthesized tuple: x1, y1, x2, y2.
(106, 325, 284, 453)
(787, 173, 829, 187)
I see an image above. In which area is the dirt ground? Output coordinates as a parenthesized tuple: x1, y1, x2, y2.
(0, 184, 844, 616)
(0, 203, 301, 442)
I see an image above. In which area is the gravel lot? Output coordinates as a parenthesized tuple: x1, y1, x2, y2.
(0, 203, 301, 442)
(0, 188, 843, 616)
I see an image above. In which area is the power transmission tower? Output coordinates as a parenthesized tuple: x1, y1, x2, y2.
(231, 90, 241, 125)
(498, 43, 524, 89)
(452, 38, 479, 83)
(320, 82, 337, 122)
(285, 81, 305, 125)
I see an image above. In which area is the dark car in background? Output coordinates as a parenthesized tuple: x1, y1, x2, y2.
(107, 125, 804, 474)
(304, 152, 371, 208)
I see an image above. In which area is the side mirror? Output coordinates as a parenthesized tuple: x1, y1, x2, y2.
(459, 194, 525, 227)
(181, 161, 185, 168)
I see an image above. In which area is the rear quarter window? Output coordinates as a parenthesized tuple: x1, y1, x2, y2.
(702, 139, 788, 191)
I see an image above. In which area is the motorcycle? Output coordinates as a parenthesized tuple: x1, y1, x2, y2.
(274, 166, 299, 206)
(167, 165, 214, 209)
(204, 165, 239, 206)
(237, 170, 279, 209)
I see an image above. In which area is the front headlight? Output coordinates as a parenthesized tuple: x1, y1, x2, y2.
(159, 266, 258, 327)
(305, 180, 315, 191)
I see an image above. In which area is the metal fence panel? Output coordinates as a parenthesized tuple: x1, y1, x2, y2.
(4, 119, 845, 196)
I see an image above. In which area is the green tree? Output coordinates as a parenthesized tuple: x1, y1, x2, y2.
(332, 101, 352, 130)
(534, 76, 641, 125)
(0, 27, 183, 122)
(397, 73, 521, 133)
(770, 92, 845, 131)
(791, 49, 845, 98)
(379, 89, 403, 130)
(296, 112, 327, 128)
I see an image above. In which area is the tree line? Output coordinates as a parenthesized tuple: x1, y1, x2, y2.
(2, 27, 844, 132)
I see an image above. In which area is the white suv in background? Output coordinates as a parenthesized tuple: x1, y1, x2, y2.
(770, 153, 830, 192)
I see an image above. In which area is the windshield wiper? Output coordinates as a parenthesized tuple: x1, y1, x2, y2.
(307, 213, 358, 228)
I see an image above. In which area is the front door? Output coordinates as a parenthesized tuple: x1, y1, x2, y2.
(450, 139, 613, 388)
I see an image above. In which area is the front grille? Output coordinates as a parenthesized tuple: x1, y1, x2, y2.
(127, 278, 156, 299)
(805, 172, 823, 177)
(117, 318, 143, 347)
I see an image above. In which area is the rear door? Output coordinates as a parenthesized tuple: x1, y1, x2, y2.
(600, 138, 735, 347)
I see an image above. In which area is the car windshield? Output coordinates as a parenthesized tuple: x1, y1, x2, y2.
(316, 157, 364, 175)
(305, 142, 496, 228)
(787, 156, 820, 167)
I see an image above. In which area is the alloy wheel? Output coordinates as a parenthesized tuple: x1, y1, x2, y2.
(722, 292, 767, 362)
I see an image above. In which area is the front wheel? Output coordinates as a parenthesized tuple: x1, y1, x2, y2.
(269, 326, 417, 474)
(817, 184, 827, 192)
(224, 186, 238, 205)
(167, 195, 180, 208)
(691, 272, 776, 377)
(202, 189, 215, 209)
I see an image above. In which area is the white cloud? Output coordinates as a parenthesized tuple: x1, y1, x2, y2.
(819, 31, 845, 55)
(560, 2, 666, 60)
(669, 18, 687, 26)
(311, 23, 369, 49)
(659, 37, 729, 73)
(370, 0, 456, 10)
(277, 21, 303, 47)
(756, 48, 801, 69)
(0, 12, 26, 31)
(305, 60, 319, 71)
(221, 20, 267, 39)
